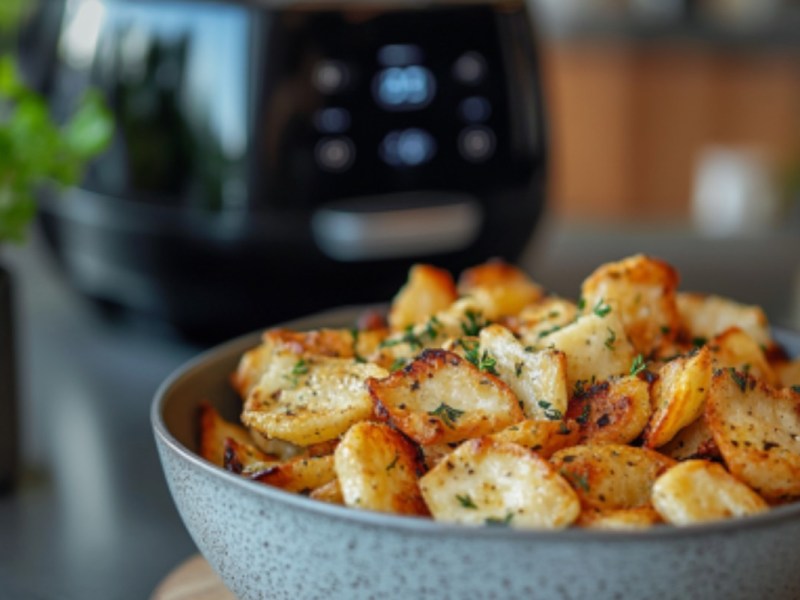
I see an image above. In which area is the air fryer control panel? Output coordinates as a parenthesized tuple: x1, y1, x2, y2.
(254, 3, 543, 209)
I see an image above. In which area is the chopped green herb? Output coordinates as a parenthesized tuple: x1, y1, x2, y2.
(558, 422, 572, 435)
(514, 362, 524, 378)
(660, 325, 671, 335)
(350, 328, 366, 363)
(729, 367, 747, 392)
(791, 385, 800, 394)
(485, 513, 514, 527)
(604, 327, 617, 350)
(577, 297, 586, 311)
(537, 400, 563, 421)
(547, 310, 561, 319)
(692, 336, 708, 348)
(592, 298, 612, 318)
(389, 357, 408, 372)
(630, 354, 648, 377)
(424, 316, 442, 341)
(461, 340, 499, 375)
(575, 403, 591, 425)
(461, 309, 489, 336)
(561, 470, 590, 492)
(524, 345, 535, 353)
(428, 403, 465, 429)
(537, 324, 563, 339)
(292, 359, 309, 376)
(456, 494, 478, 509)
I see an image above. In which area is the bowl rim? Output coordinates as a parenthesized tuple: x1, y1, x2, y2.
(152, 306, 800, 543)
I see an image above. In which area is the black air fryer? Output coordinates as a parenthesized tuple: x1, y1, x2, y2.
(31, 0, 548, 340)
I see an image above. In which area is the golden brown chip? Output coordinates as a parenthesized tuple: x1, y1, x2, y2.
(369, 349, 524, 445)
(539, 311, 637, 391)
(705, 369, 800, 500)
(657, 415, 720, 461)
(580, 254, 681, 356)
(677, 292, 772, 349)
(477, 324, 569, 421)
(309, 478, 344, 505)
(565, 375, 653, 445)
(388, 264, 458, 332)
(489, 419, 581, 459)
(709, 327, 779, 386)
(242, 352, 387, 445)
(457, 259, 545, 320)
(199, 401, 256, 467)
(334, 422, 428, 515)
(249, 454, 336, 493)
(652, 459, 768, 525)
(644, 347, 712, 448)
(419, 438, 580, 529)
(551, 444, 675, 511)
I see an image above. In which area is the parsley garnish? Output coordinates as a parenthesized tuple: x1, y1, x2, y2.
(592, 298, 612, 318)
(604, 327, 616, 350)
(456, 494, 478, 509)
(577, 297, 586, 311)
(389, 357, 408, 372)
(537, 324, 563, 339)
(630, 354, 647, 376)
(461, 309, 488, 337)
(428, 403, 465, 429)
(538, 400, 563, 421)
(561, 470, 590, 492)
(485, 513, 514, 527)
(792, 385, 800, 394)
(514, 362, 524, 377)
(692, 336, 708, 348)
(287, 359, 310, 386)
(461, 340, 499, 375)
(729, 367, 747, 392)
(350, 328, 366, 363)
(575, 403, 591, 425)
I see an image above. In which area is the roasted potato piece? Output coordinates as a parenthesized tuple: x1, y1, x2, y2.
(706, 369, 800, 500)
(538, 311, 637, 391)
(222, 437, 278, 475)
(250, 454, 336, 493)
(517, 297, 580, 346)
(334, 422, 427, 515)
(644, 347, 712, 448)
(709, 327, 779, 386)
(580, 254, 681, 356)
(478, 324, 569, 420)
(232, 328, 385, 398)
(551, 444, 675, 511)
(369, 349, 524, 445)
(457, 259, 545, 320)
(652, 460, 768, 525)
(677, 292, 772, 349)
(419, 438, 580, 529)
(565, 375, 653, 445)
(489, 419, 581, 459)
(242, 351, 388, 445)
(658, 416, 720, 461)
(388, 264, 458, 332)
(199, 401, 257, 467)
(309, 478, 344, 505)
(576, 506, 663, 530)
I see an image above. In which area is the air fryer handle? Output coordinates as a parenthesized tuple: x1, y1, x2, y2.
(311, 192, 483, 262)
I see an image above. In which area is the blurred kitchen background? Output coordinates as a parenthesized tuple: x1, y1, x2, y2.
(0, 1, 798, 598)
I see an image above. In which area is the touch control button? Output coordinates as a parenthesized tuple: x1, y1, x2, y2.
(312, 60, 350, 94)
(458, 127, 495, 162)
(459, 96, 491, 123)
(380, 129, 436, 168)
(452, 52, 487, 85)
(316, 137, 355, 172)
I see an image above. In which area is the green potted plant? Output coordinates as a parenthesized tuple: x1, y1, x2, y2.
(0, 52, 113, 490)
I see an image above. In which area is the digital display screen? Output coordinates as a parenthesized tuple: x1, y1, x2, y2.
(372, 65, 435, 111)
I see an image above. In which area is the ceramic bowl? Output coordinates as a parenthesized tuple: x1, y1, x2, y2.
(152, 307, 800, 600)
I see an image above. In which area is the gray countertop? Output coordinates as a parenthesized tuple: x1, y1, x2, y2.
(0, 220, 797, 599)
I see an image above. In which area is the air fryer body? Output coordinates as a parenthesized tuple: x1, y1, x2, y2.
(33, 0, 548, 340)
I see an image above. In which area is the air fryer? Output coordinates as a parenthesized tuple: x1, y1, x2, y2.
(27, 0, 548, 341)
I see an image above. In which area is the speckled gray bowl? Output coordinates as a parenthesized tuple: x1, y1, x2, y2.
(153, 307, 800, 600)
